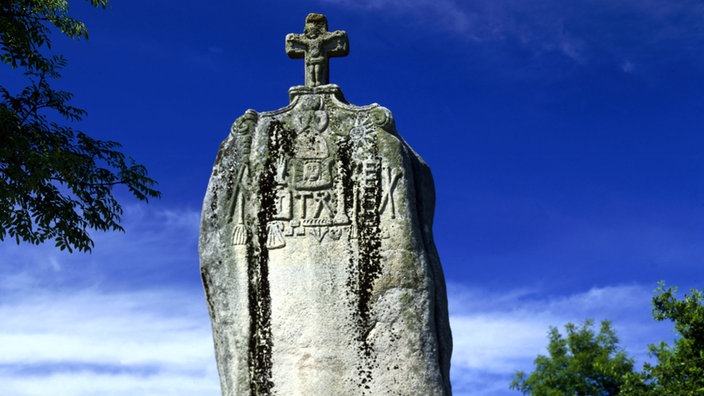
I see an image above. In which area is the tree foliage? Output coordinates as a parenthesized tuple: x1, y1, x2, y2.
(513, 284, 704, 395)
(510, 320, 636, 396)
(1, 0, 159, 253)
(624, 283, 704, 395)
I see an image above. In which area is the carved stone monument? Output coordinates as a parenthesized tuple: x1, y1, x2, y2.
(200, 13, 452, 395)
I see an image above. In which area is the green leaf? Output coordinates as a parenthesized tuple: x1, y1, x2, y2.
(510, 320, 636, 396)
(1, 0, 160, 254)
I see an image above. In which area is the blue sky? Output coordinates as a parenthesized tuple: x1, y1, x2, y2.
(2, 0, 704, 395)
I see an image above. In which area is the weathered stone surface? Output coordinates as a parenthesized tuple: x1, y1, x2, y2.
(200, 14, 452, 396)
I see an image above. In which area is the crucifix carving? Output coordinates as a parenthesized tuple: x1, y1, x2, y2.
(286, 13, 349, 87)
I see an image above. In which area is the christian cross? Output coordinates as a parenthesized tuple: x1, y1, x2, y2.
(286, 13, 349, 87)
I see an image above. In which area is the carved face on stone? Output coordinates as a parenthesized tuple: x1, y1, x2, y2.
(304, 14, 327, 39)
(303, 161, 322, 181)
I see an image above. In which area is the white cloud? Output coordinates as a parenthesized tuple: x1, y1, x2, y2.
(5, 280, 667, 396)
(0, 206, 215, 395)
(0, 206, 682, 395)
(2, 371, 219, 396)
(447, 283, 674, 396)
(0, 204, 202, 291)
(0, 288, 219, 396)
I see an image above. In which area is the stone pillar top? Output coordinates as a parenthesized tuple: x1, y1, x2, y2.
(285, 13, 349, 87)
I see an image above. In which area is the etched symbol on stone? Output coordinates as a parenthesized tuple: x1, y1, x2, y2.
(379, 167, 401, 219)
(349, 116, 376, 163)
(349, 118, 374, 147)
(291, 155, 333, 190)
(295, 192, 314, 220)
(233, 226, 247, 246)
(273, 189, 292, 220)
(308, 226, 329, 242)
(329, 227, 342, 240)
(267, 221, 286, 249)
(285, 13, 349, 87)
(299, 191, 336, 227)
(349, 224, 358, 239)
(313, 191, 334, 220)
(363, 159, 378, 179)
(274, 157, 287, 185)
(284, 220, 306, 237)
(291, 104, 334, 191)
(333, 169, 350, 225)
(230, 165, 252, 246)
(294, 97, 328, 131)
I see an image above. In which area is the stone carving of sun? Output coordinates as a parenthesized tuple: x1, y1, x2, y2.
(348, 115, 375, 162)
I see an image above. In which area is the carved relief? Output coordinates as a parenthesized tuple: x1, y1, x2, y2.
(231, 165, 252, 245)
(379, 166, 401, 219)
(285, 13, 349, 87)
(263, 96, 351, 248)
(348, 115, 376, 164)
(273, 189, 292, 220)
(237, 99, 403, 249)
(308, 227, 329, 242)
(274, 157, 287, 185)
(291, 157, 333, 190)
(228, 110, 258, 246)
(291, 98, 334, 191)
(267, 221, 286, 249)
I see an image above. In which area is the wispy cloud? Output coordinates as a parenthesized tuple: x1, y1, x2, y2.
(322, 0, 474, 32)
(448, 283, 674, 396)
(0, 206, 681, 395)
(0, 206, 217, 396)
(0, 287, 219, 396)
(0, 204, 202, 291)
(1, 280, 670, 396)
(320, 0, 704, 71)
(1, 371, 218, 396)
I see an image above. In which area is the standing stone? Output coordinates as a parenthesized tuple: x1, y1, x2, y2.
(200, 13, 452, 395)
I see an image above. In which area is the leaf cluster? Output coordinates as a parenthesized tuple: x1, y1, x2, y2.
(1, 0, 107, 72)
(510, 320, 634, 396)
(1, 0, 160, 253)
(631, 283, 704, 395)
(512, 284, 704, 396)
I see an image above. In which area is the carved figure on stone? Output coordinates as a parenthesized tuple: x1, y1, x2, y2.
(291, 98, 334, 191)
(286, 13, 349, 87)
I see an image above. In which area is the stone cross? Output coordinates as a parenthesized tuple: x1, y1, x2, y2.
(285, 13, 349, 87)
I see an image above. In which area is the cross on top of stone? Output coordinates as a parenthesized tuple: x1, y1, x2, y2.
(286, 13, 349, 88)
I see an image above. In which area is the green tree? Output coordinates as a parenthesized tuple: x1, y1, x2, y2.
(1, 0, 159, 252)
(510, 320, 636, 396)
(624, 283, 704, 395)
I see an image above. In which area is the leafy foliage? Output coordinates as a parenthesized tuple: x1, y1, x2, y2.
(513, 284, 704, 395)
(1, 0, 159, 253)
(624, 283, 704, 395)
(510, 320, 636, 396)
